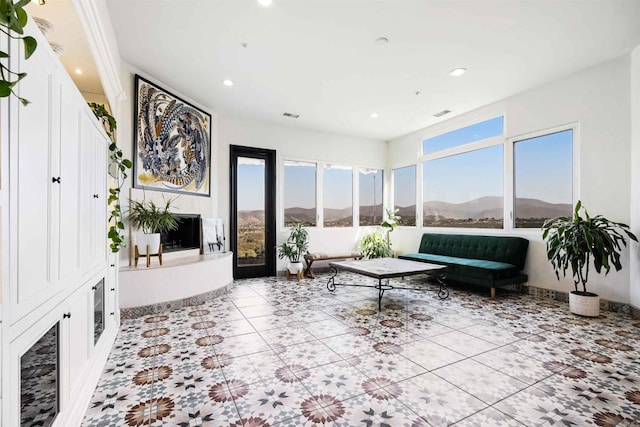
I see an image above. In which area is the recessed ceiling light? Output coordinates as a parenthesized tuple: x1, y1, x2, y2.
(74, 68, 82, 75)
(370, 113, 380, 118)
(374, 37, 389, 46)
(222, 79, 234, 87)
(449, 68, 467, 77)
(258, 0, 273, 6)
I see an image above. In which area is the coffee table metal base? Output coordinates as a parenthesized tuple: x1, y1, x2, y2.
(326, 268, 449, 311)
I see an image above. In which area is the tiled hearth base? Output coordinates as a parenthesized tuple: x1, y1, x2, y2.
(120, 282, 233, 319)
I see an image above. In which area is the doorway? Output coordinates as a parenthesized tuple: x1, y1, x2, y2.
(230, 145, 276, 279)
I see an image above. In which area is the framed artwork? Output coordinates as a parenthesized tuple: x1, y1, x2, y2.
(202, 218, 225, 253)
(133, 74, 212, 197)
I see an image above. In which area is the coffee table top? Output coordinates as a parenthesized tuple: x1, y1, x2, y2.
(329, 257, 446, 280)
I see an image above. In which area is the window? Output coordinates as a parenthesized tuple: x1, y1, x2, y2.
(283, 161, 316, 227)
(514, 129, 573, 228)
(423, 116, 504, 155)
(359, 168, 383, 226)
(393, 165, 416, 226)
(323, 164, 353, 227)
(423, 145, 503, 228)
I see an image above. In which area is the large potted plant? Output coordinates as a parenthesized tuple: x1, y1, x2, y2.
(128, 198, 180, 253)
(277, 222, 309, 274)
(542, 201, 637, 317)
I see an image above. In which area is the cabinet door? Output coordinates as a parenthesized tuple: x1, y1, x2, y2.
(79, 113, 96, 271)
(57, 81, 82, 285)
(64, 284, 90, 402)
(92, 131, 108, 266)
(9, 39, 59, 324)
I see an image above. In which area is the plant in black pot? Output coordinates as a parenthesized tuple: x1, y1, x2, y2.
(128, 198, 180, 254)
(277, 222, 309, 275)
(542, 200, 637, 317)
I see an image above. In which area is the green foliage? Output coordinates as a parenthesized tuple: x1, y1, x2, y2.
(360, 231, 391, 259)
(277, 222, 309, 263)
(89, 102, 132, 253)
(0, 0, 38, 105)
(380, 208, 400, 252)
(542, 200, 637, 294)
(127, 198, 180, 234)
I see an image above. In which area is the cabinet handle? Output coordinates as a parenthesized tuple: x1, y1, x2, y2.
(110, 288, 115, 291)
(92, 285, 98, 290)
(52, 177, 61, 183)
(110, 264, 115, 267)
(110, 312, 115, 316)
(93, 194, 99, 199)
(63, 312, 71, 319)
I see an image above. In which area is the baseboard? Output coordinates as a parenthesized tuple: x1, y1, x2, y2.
(120, 281, 233, 319)
(525, 285, 633, 316)
(58, 324, 118, 427)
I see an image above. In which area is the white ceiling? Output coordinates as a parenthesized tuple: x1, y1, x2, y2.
(104, 0, 640, 141)
(26, 0, 104, 96)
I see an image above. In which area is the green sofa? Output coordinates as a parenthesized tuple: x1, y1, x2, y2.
(399, 233, 529, 298)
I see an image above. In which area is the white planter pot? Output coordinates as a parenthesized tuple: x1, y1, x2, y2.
(137, 232, 161, 255)
(287, 261, 303, 274)
(569, 291, 600, 317)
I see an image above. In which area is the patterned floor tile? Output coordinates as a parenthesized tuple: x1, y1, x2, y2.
(396, 372, 486, 426)
(433, 359, 528, 404)
(452, 407, 525, 426)
(81, 274, 640, 426)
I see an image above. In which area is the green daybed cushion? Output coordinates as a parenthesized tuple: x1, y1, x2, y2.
(399, 253, 517, 281)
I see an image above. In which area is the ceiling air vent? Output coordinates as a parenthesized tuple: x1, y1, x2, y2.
(433, 110, 451, 118)
(283, 112, 300, 119)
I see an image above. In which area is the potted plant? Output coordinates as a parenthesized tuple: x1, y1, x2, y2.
(542, 200, 637, 317)
(380, 208, 400, 257)
(127, 198, 180, 253)
(277, 222, 309, 274)
(360, 231, 391, 259)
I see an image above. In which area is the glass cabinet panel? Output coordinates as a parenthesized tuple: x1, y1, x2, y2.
(94, 278, 105, 344)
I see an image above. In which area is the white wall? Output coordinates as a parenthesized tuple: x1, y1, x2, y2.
(389, 56, 633, 303)
(116, 63, 387, 268)
(216, 114, 387, 271)
(631, 44, 640, 310)
(116, 62, 217, 264)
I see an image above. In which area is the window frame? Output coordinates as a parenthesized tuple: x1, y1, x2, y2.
(419, 115, 506, 231)
(281, 158, 318, 228)
(391, 164, 418, 227)
(507, 122, 580, 232)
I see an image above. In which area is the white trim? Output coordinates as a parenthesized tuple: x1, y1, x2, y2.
(391, 164, 418, 228)
(72, 0, 125, 108)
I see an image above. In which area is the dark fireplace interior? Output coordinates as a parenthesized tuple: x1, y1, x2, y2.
(161, 214, 201, 253)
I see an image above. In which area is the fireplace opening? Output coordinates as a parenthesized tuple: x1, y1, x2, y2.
(161, 214, 201, 253)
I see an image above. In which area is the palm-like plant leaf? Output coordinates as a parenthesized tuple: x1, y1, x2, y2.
(541, 201, 637, 294)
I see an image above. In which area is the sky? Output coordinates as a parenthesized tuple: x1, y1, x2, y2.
(423, 144, 504, 204)
(237, 160, 265, 211)
(394, 165, 416, 207)
(514, 129, 572, 204)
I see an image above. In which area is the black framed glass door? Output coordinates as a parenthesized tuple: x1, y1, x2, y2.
(230, 145, 276, 278)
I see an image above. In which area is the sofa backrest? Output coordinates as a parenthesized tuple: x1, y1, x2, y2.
(418, 233, 529, 271)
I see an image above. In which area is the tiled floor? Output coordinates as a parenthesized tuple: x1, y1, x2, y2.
(82, 273, 640, 426)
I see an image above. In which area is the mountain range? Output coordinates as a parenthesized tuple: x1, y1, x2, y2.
(238, 197, 572, 225)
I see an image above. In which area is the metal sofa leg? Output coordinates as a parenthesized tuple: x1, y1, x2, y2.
(490, 287, 496, 299)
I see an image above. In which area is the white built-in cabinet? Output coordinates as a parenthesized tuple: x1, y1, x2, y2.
(1, 20, 118, 427)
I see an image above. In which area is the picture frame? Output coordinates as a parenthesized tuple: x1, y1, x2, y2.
(133, 74, 212, 197)
(201, 218, 225, 254)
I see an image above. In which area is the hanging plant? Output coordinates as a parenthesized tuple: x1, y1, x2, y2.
(89, 102, 132, 253)
(0, 0, 38, 105)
